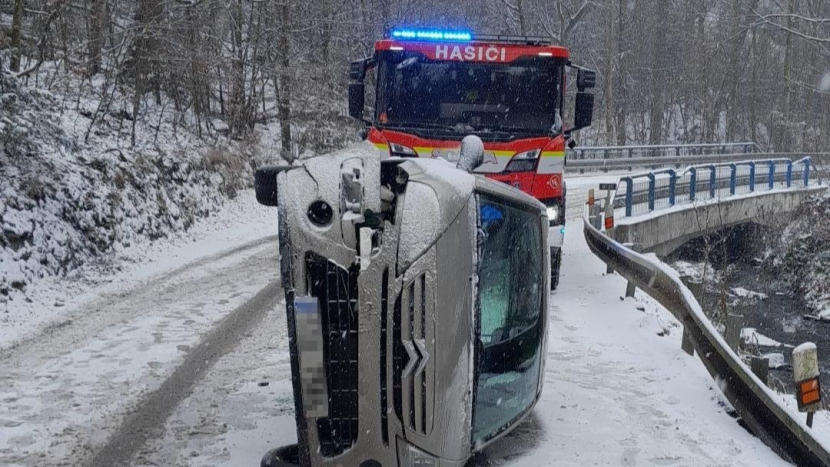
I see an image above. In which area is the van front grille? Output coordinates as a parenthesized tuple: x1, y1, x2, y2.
(306, 253, 359, 457)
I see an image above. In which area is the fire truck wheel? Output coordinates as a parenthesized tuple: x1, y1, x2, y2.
(261, 444, 300, 467)
(550, 247, 561, 291)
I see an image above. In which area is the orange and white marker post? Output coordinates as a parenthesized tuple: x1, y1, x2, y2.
(600, 183, 616, 274)
(793, 342, 822, 428)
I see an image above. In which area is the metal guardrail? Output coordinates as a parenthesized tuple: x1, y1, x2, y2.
(616, 157, 815, 218)
(567, 152, 766, 172)
(583, 207, 830, 466)
(565, 146, 830, 174)
(571, 142, 762, 160)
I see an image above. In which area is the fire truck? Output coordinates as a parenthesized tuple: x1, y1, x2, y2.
(347, 29, 596, 289)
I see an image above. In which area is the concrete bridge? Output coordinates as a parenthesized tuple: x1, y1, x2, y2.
(602, 157, 826, 255)
(615, 187, 826, 256)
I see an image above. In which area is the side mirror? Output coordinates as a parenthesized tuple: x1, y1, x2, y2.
(348, 82, 365, 121)
(255, 166, 294, 206)
(577, 69, 596, 90)
(573, 92, 594, 131)
(458, 135, 485, 172)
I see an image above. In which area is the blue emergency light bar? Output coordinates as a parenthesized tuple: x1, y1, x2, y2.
(390, 29, 472, 42)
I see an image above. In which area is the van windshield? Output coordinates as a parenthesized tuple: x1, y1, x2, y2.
(473, 194, 544, 444)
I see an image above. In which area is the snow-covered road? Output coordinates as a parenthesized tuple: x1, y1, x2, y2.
(474, 225, 790, 466)
(564, 174, 621, 221)
(0, 183, 793, 466)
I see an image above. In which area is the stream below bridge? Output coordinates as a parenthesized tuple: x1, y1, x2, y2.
(666, 223, 830, 397)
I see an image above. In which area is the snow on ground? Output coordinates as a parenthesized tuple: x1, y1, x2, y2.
(1, 189, 274, 350)
(763, 352, 788, 370)
(731, 287, 769, 301)
(131, 297, 295, 467)
(742, 328, 789, 348)
(563, 174, 621, 221)
(669, 260, 724, 287)
(0, 175, 803, 466)
(124, 222, 792, 467)
(0, 199, 279, 466)
(473, 226, 790, 466)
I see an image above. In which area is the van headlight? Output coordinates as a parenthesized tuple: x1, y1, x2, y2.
(546, 205, 560, 224)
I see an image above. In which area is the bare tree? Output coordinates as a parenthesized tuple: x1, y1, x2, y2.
(276, 1, 293, 160)
(11, 0, 24, 72)
(87, 0, 105, 75)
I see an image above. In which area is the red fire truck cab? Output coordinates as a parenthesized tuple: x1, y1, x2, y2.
(348, 29, 596, 289)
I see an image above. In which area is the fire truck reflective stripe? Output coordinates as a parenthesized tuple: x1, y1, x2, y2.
(541, 151, 565, 158)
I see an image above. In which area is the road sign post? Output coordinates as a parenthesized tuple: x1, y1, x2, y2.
(793, 342, 822, 428)
(601, 184, 616, 274)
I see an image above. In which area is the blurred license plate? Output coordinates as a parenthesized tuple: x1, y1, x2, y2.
(295, 296, 329, 418)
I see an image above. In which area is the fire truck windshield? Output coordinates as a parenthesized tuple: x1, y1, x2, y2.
(376, 52, 563, 137)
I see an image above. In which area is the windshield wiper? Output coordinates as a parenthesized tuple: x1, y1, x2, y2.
(382, 121, 464, 133)
(473, 124, 551, 135)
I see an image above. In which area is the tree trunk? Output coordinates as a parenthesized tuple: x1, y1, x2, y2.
(648, 0, 667, 145)
(229, 0, 246, 137)
(516, 0, 527, 36)
(11, 0, 24, 72)
(603, 2, 616, 143)
(779, 0, 795, 150)
(277, 2, 293, 160)
(614, 0, 627, 145)
(87, 0, 105, 75)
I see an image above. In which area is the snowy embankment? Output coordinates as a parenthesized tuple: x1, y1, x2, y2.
(1, 189, 275, 350)
(769, 192, 830, 319)
(0, 202, 279, 467)
(0, 67, 272, 323)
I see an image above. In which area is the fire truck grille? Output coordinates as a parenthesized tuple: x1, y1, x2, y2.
(306, 254, 359, 457)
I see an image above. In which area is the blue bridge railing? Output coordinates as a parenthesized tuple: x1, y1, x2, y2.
(617, 157, 815, 218)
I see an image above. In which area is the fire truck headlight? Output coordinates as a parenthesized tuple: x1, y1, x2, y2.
(390, 143, 418, 157)
(546, 205, 560, 224)
(505, 149, 540, 172)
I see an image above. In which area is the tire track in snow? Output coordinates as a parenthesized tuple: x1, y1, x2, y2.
(0, 236, 280, 466)
(2, 234, 278, 359)
(88, 281, 282, 467)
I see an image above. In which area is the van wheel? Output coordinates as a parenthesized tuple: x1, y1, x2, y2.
(550, 247, 561, 291)
(261, 444, 300, 467)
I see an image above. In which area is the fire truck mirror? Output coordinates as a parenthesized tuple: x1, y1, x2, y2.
(577, 69, 597, 90)
(349, 59, 369, 81)
(574, 92, 594, 131)
(348, 83, 365, 121)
